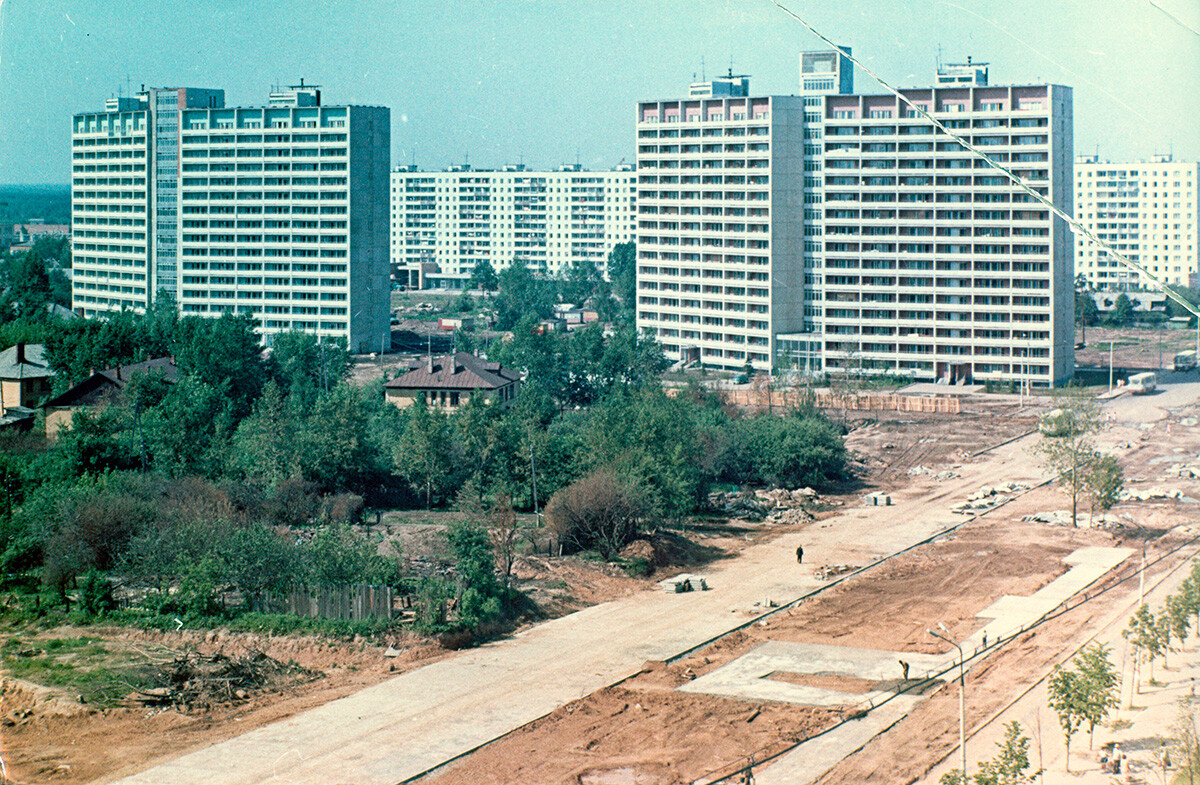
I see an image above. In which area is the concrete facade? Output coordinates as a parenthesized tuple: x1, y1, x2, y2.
(637, 58, 1075, 385)
(390, 164, 636, 289)
(72, 84, 390, 352)
(635, 81, 806, 372)
(812, 82, 1075, 386)
(1074, 154, 1199, 289)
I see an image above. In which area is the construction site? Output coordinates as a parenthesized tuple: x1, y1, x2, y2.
(3, 366, 1199, 784)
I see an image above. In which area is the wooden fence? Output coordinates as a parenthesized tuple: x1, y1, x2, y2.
(252, 583, 394, 621)
(718, 388, 961, 414)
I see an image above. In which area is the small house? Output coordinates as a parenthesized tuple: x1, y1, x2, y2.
(0, 343, 55, 410)
(384, 352, 520, 412)
(42, 357, 179, 438)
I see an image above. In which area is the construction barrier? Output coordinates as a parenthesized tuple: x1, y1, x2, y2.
(718, 389, 961, 414)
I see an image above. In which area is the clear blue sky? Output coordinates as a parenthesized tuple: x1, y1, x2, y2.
(1, 0, 1197, 184)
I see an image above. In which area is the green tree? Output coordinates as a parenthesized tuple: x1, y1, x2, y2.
(304, 522, 399, 586)
(1124, 603, 1165, 690)
(942, 720, 1033, 785)
(302, 384, 379, 493)
(467, 259, 499, 292)
(446, 522, 506, 632)
(1106, 293, 1135, 327)
(171, 313, 266, 418)
(230, 381, 303, 489)
(606, 241, 636, 320)
(494, 260, 554, 330)
(1167, 593, 1192, 653)
(1036, 395, 1103, 526)
(1047, 664, 1086, 771)
(1084, 453, 1123, 523)
(394, 399, 452, 507)
(270, 331, 349, 405)
(1074, 642, 1121, 748)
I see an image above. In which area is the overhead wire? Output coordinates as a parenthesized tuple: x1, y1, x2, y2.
(767, 0, 1200, 324)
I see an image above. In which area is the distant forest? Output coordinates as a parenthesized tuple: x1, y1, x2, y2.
(1, 185, 71, 229)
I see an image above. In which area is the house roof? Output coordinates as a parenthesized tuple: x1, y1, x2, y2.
(42, 357, 179, 409)
(0, 343, 55, 381)
(384, 352, 520, 392)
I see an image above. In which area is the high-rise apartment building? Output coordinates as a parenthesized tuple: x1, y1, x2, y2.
(71, 84, 390, 352)
(637, 58, 1076, 385)
(812, 78, 1075, 386)
(1074, 154, 1199, 289)
(390, 164, 636, 289)
(635, 75, 806, 370)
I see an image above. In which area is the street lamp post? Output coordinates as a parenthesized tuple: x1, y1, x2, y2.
(930, 625, 967, 782)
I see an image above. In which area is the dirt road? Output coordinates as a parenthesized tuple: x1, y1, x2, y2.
(105, 427, 1051, 784)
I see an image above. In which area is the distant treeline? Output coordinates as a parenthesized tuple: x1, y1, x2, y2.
(1, 185, 71, 229)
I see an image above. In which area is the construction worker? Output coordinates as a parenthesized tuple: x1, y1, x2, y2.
(796, 545, 804, 564)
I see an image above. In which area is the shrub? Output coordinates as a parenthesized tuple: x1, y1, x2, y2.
(545, 469, 646, 559)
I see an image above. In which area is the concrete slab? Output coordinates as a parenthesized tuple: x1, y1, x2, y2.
(745, 546, 1132, 785)
(679, 641, 944, 707)
(753, 700, 913, 785)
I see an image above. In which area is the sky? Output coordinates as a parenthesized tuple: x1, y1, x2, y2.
(0, 0, 1197, 185)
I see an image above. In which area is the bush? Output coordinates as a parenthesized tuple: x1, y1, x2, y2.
(78, 569, 116, 618)
(545, 469, 646, 559)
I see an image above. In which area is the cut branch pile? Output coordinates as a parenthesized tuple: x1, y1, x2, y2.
(131, 649, 322, 711)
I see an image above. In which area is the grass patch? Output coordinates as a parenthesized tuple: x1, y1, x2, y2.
(2, 635, 149, 706)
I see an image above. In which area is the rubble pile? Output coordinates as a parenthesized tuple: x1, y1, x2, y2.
(1119, 486, 1192, 502)
(1163, 458, 1200, 479)
(814, 564, 859, 581)
(950, 481, 1031, 515)
(707, 487, 821, 524)
(131, 650, 321, 711)
(907, 465, 961, 481)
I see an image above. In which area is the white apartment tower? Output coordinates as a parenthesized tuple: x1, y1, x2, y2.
(812, 79, 1075, 386)
(639, 57, 1075, 385)
(635, 75, 805, 371)
(72, 84, 390, 352)
(390, 164, 636, 289)
(1074, 154, 1199, 289)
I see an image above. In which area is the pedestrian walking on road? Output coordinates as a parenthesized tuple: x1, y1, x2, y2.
(796, 545, 804, 564)
(899, 660, 910, 681)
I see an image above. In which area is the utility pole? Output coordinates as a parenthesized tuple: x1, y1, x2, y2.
(930, 626, 967, 782)
(1108, 340, 1114, 392)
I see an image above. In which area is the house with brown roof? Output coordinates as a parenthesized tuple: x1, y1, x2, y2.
(42, 357, 179, 439)
(384, 352, 520, 412)
(0, 343, 55, 410)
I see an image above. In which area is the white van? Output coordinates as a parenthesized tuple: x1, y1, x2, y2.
(1174, 350, 1197, 372)
(1127, 372, 1157, 394)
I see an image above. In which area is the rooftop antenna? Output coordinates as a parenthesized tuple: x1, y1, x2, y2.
(701, 55, 706, 82)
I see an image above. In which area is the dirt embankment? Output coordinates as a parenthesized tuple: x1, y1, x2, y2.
(1, 626, 445, 785)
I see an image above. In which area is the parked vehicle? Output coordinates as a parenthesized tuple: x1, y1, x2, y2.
(1174, 350, 1197, 372)
(1127, 372, 1157, 394)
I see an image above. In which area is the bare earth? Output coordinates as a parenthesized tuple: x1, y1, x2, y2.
(6, 392, 1200, 784)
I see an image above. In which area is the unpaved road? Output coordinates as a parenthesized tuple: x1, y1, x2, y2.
(103, 425, 1055, 785)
